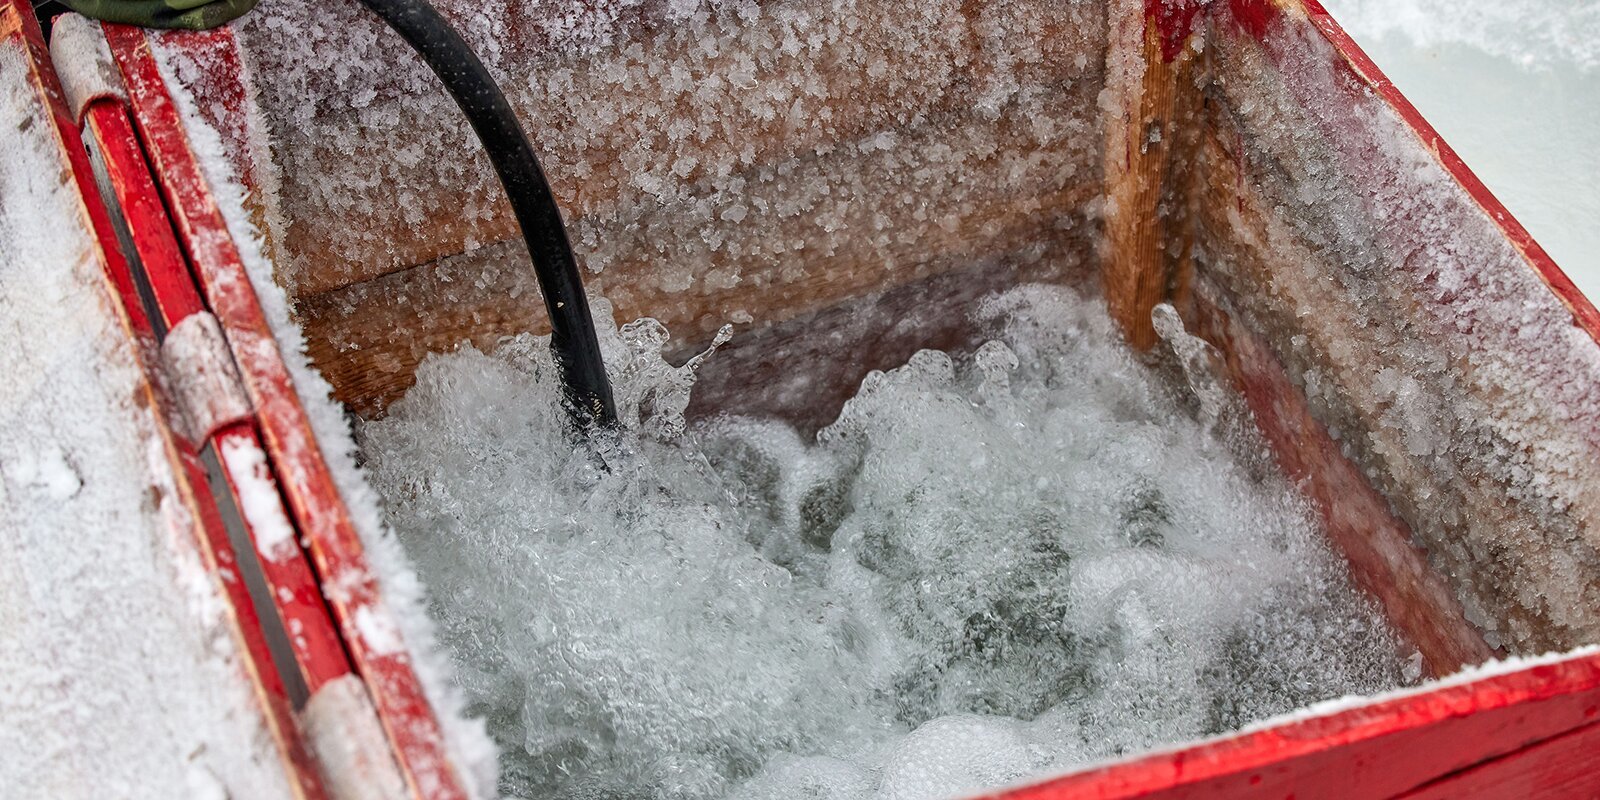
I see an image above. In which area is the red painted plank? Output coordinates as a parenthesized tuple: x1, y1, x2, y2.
(1396, 720, 1600, 800)
(212, 422, 355, 693)
(174, 449, 332, 800)
(84, 101, 206, 323)
(3, 2, 327, 795)
(85, 98, 356, 696)
(1205, 0, 1600, 683)
(4, 3, 146, 332)
(102, 23, 470, 800)
(980, 4, 1600, 797)
(986, 652, 1600, 799)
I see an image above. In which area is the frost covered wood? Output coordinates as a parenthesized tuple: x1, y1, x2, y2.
(1196, 2, 1600, 654)
(1323, 0, 1600, 307)
(218, 0, 1111, 416)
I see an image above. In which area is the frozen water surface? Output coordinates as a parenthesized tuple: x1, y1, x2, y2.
(360, 285, 1411, 800)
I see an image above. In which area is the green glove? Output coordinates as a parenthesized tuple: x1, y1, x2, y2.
(56, 0, 258, 29)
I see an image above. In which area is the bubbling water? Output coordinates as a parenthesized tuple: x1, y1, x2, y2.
(359, 285, 1411, 800)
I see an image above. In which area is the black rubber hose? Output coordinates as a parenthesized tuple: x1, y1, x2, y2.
(355, 0, 617, 430)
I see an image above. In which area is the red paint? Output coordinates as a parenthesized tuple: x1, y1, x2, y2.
(174, 450, 333, 800)
(985, 652, 1600, 799)
(83, 102, 207, 322)
(102, 23, 470, 800)
(4, 2, 327, 795)
(84, 98, 355, 694)
(1228, 0, 1281, 39)
(212, 422, 355, 692)
(4, 2, 146, 334)
(1145, 0, 1205, 61)
(1395, 721, 1600, 799)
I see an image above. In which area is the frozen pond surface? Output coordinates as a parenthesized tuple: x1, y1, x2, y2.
(360, 286, 1411, 800)
(1322, 0, 1600, 299)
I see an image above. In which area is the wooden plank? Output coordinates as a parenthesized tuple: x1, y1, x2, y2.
(1099, 1, 1203, 349)
(984, 652, 1600, 800)
(85, 99, 367, 703)
(1169, 11, 1500, 677)
(1179, 280, 1494, 675)
(293, 81, 1104, 417)
(1294, 0, 1600, 337)
(1192, 1, 1600, 654)
(1190, 100, 1566, 656)
(105, 25, 472, 800)
(980, 5, 1600, 794)
(1, 3, 311, 795)
(1396, 720, 1600, 800)
(240, 0, 1108, 297)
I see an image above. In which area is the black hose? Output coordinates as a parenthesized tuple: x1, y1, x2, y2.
(355, 0, 617, 430)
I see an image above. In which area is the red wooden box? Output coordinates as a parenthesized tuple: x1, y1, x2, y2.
(8, 0, 1600, 796)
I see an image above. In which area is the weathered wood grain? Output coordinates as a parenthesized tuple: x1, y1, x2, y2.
(1100, 10, 1201, 349)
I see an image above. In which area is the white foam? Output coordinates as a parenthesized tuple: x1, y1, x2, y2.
(360, 284, 1410, 799)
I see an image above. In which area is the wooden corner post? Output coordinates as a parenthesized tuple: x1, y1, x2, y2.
(1102, 0, 1206, 349)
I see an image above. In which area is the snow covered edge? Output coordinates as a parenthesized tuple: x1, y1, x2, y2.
(149, 34, 501, 797)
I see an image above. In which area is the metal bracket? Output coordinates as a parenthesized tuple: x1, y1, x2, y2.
(160, 312, 253, 444)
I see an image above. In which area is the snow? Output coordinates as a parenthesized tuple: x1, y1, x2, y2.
(0, 44, 292, 800)
(300, 674, 412, 799)
(358, 285, 1410, 799)
(1321, 0, 1600, 71)
(353, 605, 405, 656)
(218, 435, 297, 561)
(1320, 0, 1600, 304)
